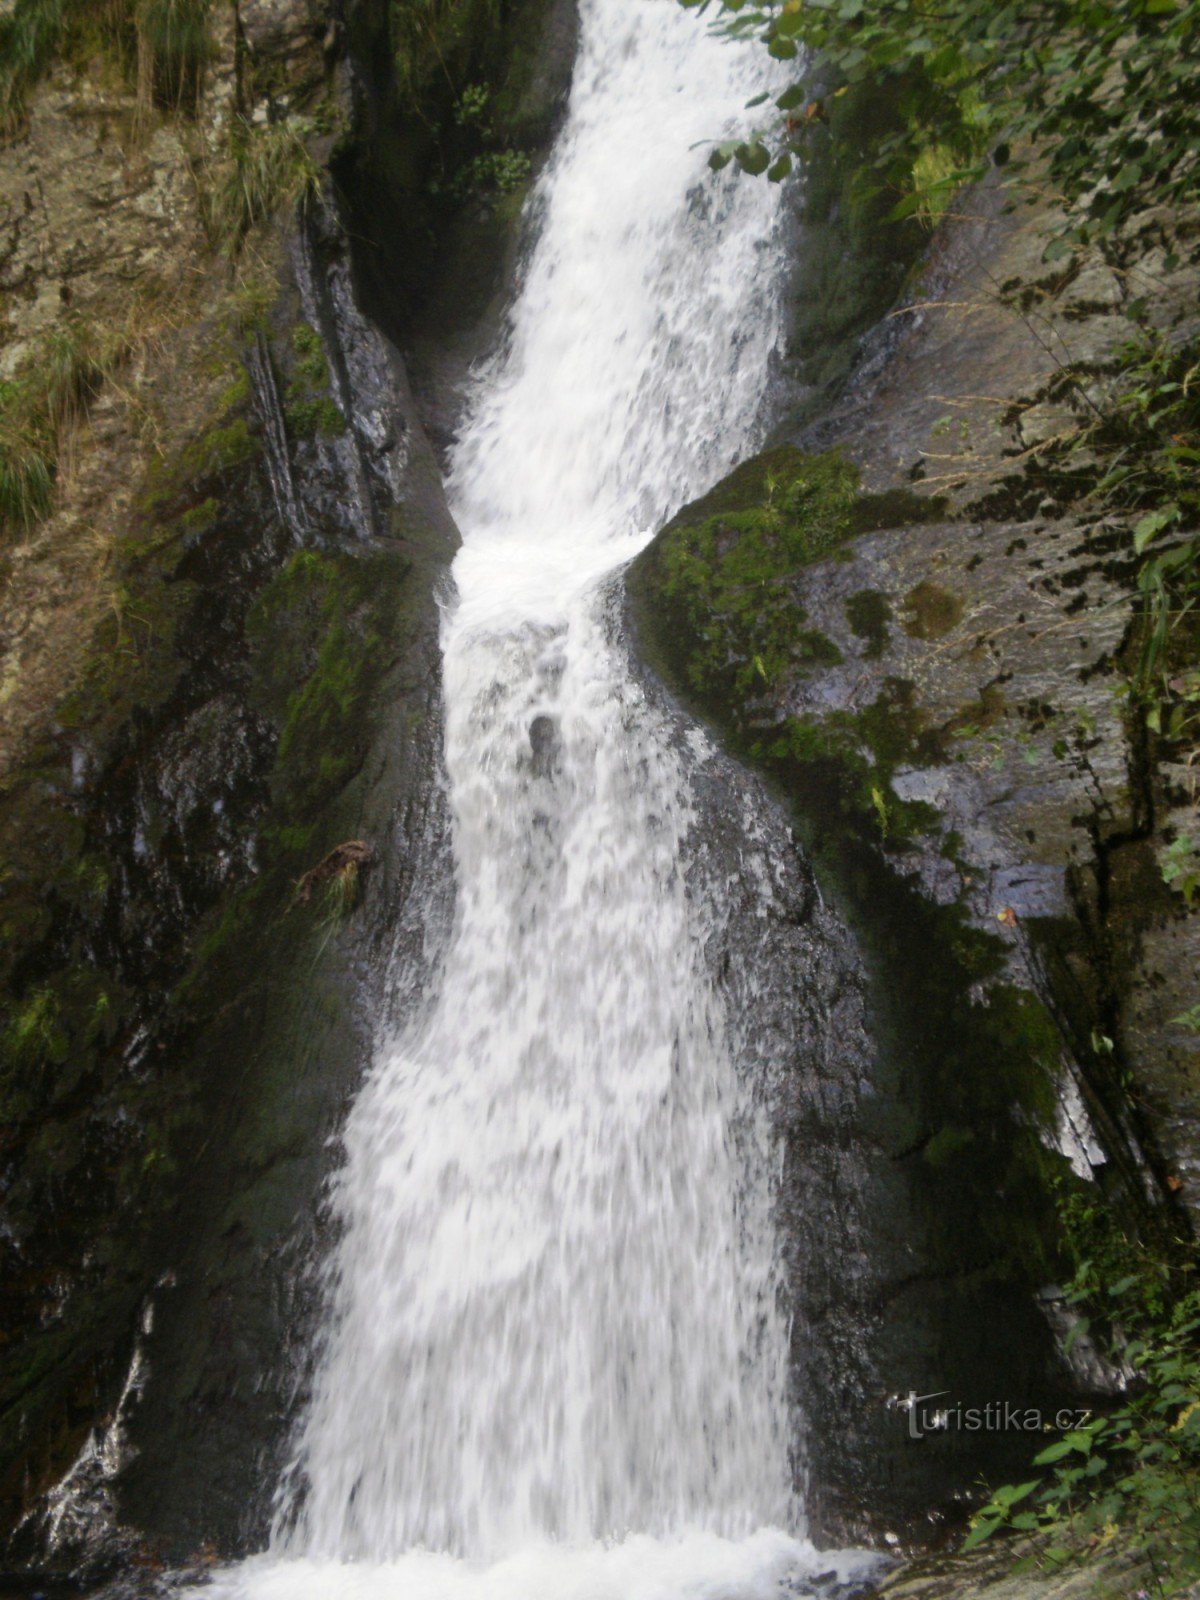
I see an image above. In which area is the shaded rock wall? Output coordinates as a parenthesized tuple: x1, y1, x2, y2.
(0, 0, 575, 1574)
(627, 170, 1199, 1543)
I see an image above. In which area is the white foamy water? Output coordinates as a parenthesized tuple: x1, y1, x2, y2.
(196, 1, 877, 1595)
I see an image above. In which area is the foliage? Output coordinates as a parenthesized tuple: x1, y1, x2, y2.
(0, 416, 54, 538)
(450, 146, 531, 198)
(429, 81, 532, 199)
(1162, 835, 1200, 906)
(963, 1186, 1200, 1592)
(135, 0, 211, 113)
(652, 449, 857, 703)
(1075, 333, 1200, 735)
(390, 0, 496, 106)
(205, 118, 322, 256)
(0, 319, 125, 542)
(0, 0, 65, 135)
(0, 0, 210, 131)
(284, 324, 345, 441)
(685, 0, 1200, 258)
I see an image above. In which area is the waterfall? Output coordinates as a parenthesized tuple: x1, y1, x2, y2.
(197, 1, 877, 1593)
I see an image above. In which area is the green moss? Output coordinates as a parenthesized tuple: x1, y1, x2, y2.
(248, 546, 408, 820)
(217, 365, 252, 413)
(923, 1124, 975, 1166)
(902, 579, 965, 640)
(285, 394, 346, 440)
(849, 486, 950, 533)
(0, 965, 122, 1108)
(642, 447, 859, 705)
(4, 987, 67, 1069)
(291, 323, 326, 380)
(176, 416, 258, 479)
(845, 588, 893, 658)
(283, 325, 345, 441)
(180, 496, 218, 534)
(755, 688, 939, 848)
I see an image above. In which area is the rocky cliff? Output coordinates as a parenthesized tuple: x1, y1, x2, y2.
(629, 156, 1200, 1573)
(0, 0, 573, 1577)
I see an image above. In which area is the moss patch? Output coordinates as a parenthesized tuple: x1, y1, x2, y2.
(635, 447, 859, 706)
(902, 579, 965, 640)
(845, 588, 893, 658)
(283, 324, 345, 441)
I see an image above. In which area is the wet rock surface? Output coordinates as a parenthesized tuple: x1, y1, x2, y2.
(628, 166, 1200, 1544)
(1, 0, 581, 1579)
(788, 171, 1200, 1225)
(0, 192, 458, 1577)
(0, 0, 461, 1578)
(628, 581, 1095, 1544)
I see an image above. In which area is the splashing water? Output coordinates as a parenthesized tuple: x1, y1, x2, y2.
(197, 1, 878, 1594)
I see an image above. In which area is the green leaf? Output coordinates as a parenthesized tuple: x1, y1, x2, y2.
(960, 1517, 1003, 1553)
(776, 84, 808, 111)
(1134, 509, 1175, 553)
(734, 142, 771, 176)
(993, 1480, 1041, 1507)
(767, 153, 793, 182)
(1034, 1439, 1075, 1465)
(1042, 236, 1074, 262)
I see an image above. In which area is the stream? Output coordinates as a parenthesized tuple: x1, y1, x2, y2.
(194, 1, 878, 1594)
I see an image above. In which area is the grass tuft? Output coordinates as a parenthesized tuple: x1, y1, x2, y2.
(135, 0, 211, 114)
(204, 118, 321, 256)
(0, 418, 54, 535)
(0, 318, 128, 543)
(0, 0, 67, 136)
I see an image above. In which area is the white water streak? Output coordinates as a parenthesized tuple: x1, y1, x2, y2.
(195, 2, 878, 1593)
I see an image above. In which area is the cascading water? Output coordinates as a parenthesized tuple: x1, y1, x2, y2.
(199, 1, 877, 1595)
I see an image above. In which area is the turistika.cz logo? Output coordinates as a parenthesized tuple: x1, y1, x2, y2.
(900, 1391, 1094, 1441)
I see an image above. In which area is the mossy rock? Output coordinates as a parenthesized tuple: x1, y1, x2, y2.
(629, 446, 951, 845)
(629, 447, 1077, 1292)
(630, 447, 860, 710)
(283, 324, 346, 442)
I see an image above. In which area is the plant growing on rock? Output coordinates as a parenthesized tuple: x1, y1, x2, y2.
(686, 0, 1200, 255)
(203, 117, 322, 256)
(964, 1189, 1200, 1592)
(0, 0, 65, 135)
(0, 319, 126, 542)
(0, 0, 212, 133)
(135, 0, 212, 113)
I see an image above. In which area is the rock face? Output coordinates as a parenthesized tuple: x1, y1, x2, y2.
(0, 0, 575, 1576)
(787, 170, 1200, 1224)
(628, 168, 1199, 1543)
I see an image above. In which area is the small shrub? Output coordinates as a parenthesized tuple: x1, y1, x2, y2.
(0, 0, 66, 136)
(206, 118, 321, 257)
(135, 0, 211, 114)
(962, 1187, 1200, 1591)
(0, 319, 125, 542)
